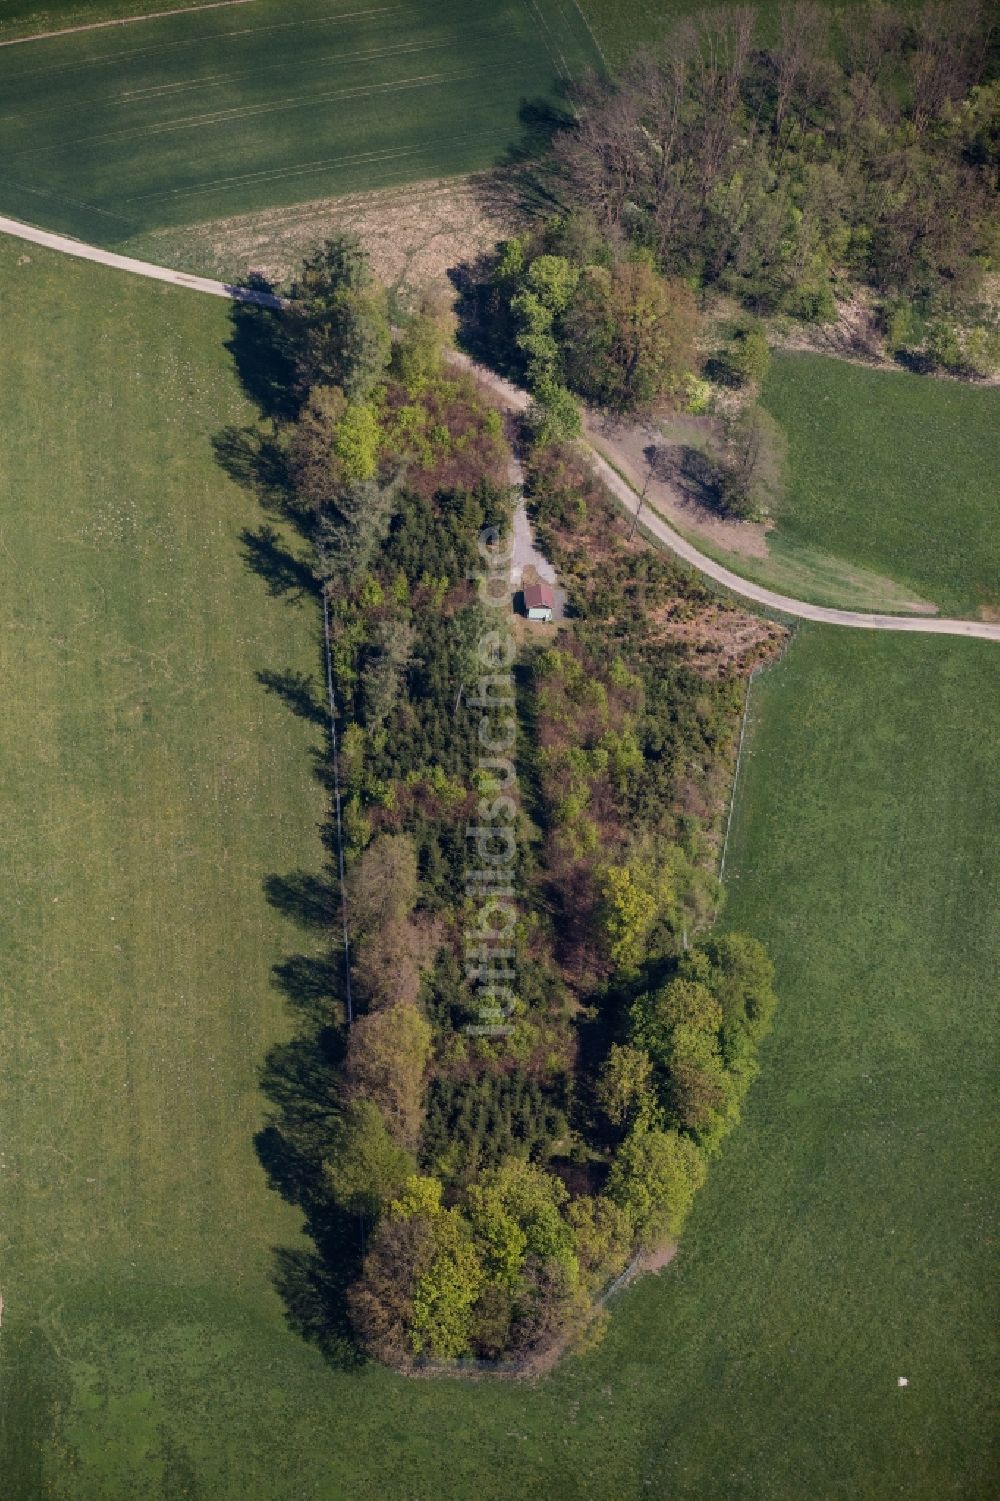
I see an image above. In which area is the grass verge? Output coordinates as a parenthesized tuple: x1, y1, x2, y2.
(0, 0, 212, 42)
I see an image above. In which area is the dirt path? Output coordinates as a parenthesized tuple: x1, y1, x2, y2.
(1, 212, 997, 642)
(455, 355, 1000, 641)
(0, 0, 254, 48)
(0, 214, 282, 305)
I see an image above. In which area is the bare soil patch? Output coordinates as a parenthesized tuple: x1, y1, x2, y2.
(640, 1241, 679, 1275)
(775, 288, 886, 365)
(584, 409, 771, 560)
(708, 284, 999, 386)
(770, 287, 999, 386)
(143, 173, 528, 306)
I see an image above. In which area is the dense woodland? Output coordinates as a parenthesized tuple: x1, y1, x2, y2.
(469, 0, 998, 457)
(253, 233, 784, 1367)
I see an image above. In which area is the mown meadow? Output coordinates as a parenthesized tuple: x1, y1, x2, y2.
(1, 235, 995, 1498)
(658, 351, 1000, 618)
(758, 354, 1000, 618)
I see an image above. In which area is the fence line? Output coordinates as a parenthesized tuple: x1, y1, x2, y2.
(719, 665, 759, 885)
(595, 1251, 644, 1307)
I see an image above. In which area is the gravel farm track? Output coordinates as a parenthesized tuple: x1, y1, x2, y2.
(3, 209, 998, 643)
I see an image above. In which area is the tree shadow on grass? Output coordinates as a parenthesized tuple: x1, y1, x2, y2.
(225, 289, 299, 423)
(214, 289, 317, 593)
(219, 280, 365, 1372)
(215, 423, 317, 543)
(271, 952, 342, 1024)
(257, 667, 327, 727)
(255, 877, 362, 1369)
(256, 1106, 364, 1369)
(263, 869, 338, 929)
(270, 1243, 362, 1369)
(502, 93, 576, 182)
(240, 524, 317, 601)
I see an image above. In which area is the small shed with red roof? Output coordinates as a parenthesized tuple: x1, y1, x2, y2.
(523, 581, 555, 622)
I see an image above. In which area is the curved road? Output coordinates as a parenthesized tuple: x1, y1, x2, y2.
(2, 213, 997, 642)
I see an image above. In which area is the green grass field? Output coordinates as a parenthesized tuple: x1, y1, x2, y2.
(0, 233, 329, 1493)
(758, 354, 1000, 618)
(1, 234, 996, 1497)
(0, 0, 597, 246)
(655, 352, 1000, 617)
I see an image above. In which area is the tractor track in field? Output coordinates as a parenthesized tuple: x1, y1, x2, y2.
(0, 0, 256, 49)
(2, 210, 998, 643)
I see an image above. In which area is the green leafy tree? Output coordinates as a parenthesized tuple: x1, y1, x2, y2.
(564, 261, 699, 412)
(511, 288, 561, 389)
(410, 1222, 484, 1358)
(526, 382, 582, 446)
(391, 288, 455, 386)
(286, 234, 391, 399)
(596, 1043, 657, 1129)
(388, 1175, 484, 1358)
(333, 401, 381, 482)
(665, 1021, 728, 1132)
(526, 254, 581, 314)
(565, 1195, 634, 1290)
(325, 1099, 415, 1217)
(599, 864, 658, 973)
(606, 1127, 706, 1246)
(466, 1182, 529, 1286)
(502, 249, 580, 391)
(471, 1159, 578, 1279)
(632, 977, 723, 1058)
(630, 976, 736, 1140)
(719, 324, 771, 387)
(695, 931, 778, 1040)
(598, 840, 693, 974)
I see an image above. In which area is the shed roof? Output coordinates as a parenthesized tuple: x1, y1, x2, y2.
(523, 581, 555, 611)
